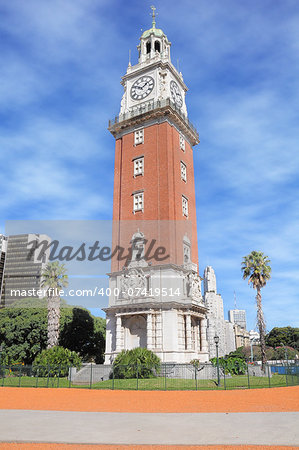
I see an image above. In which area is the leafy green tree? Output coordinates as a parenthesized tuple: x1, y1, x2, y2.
(41, 261, 68, 348)
(272, 346, 298, 361)
(0, 299, 106, 364)
(266, 327, 299, 351)
(228, 345, 274, 362)
(241, 251, 271, 368)
(0, 305, 47, 365)
(227, 347, 247, 359)
(32, 346, 81, 377)
(60, 308, 105, 363)
(113, 347, 161, 379)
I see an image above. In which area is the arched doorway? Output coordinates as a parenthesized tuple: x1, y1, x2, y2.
(125, 315, 147, 349)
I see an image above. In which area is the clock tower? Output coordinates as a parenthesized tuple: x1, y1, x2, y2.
(104, 8, 209, 364)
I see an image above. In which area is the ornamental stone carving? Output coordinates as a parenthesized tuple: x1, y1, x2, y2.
(187, 271, 203, 303)
(158, 70, 167, 100)
(121, 267, 147, 299)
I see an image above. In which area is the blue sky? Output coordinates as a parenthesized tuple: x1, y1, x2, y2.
(1, 0, 298, 331)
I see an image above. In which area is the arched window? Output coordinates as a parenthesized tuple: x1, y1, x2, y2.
(154, 40, 161, 52)
(146, 41, 151, 54)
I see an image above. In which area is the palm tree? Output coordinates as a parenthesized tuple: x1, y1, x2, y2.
(241, 251, 271, 369)
(41, 261, 68, 349)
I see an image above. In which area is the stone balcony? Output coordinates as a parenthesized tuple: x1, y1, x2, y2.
(108, 98, 199, 146)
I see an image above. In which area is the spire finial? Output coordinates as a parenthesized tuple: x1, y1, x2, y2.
(150, 5, 157, 29)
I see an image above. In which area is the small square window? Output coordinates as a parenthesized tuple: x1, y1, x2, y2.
(179, 133, 185, 151)
(134, 129, 144, 145)
(181, 161, 187, 182)
(133, 192, 144, 213)
(134, 157, 144, 177)
(182, 196, 188, 217)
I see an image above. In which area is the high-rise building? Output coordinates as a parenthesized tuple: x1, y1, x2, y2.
(204, 266, 226, 357)
(228, 309, 247, 330)
(204, 266, 236, 357)
(0, 234, 7, 306)
(1, 234, 50, 306)
(249, 329, 260, 344)
(104, 9, 209, 364)
(225, 320, 236, 354)
(233, 324, 250, 348)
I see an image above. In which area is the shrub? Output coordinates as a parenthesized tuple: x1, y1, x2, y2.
(112, 347, 161, 379)
(0, 300, 106, 365)
(190, 359, 202, 369)
(32, 346, 82, 377)
(210, 356, 247, 375)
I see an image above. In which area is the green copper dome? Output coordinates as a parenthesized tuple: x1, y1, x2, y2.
(141, 6, 167, 40)
(141, 27, 166, 39)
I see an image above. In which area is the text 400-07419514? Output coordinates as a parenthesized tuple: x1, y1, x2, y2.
(95, 287, 182, 297)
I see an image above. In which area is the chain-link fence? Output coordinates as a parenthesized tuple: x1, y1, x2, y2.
(0, 362, 298, 390)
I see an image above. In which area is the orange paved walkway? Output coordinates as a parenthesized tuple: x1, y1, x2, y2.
(1, 387, 298, 449)
(0, 386, 298, 413)
(0, 444, 298, 449)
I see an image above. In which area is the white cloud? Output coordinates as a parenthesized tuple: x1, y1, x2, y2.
(0, 0, 298, 328)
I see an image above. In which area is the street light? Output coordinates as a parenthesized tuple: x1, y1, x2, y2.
(280, 342, 288, 365)
(280, 342, 289, 382)
(214, 335, 220, 386)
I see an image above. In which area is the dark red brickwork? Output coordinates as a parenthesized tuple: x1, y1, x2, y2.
(111, 121, 199, 272)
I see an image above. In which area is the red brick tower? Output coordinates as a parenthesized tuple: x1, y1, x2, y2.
(104, 8, 209, 364)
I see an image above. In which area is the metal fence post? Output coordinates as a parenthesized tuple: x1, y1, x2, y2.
(112, 365, 114, 390)
(136, 364, 139, 391)
(89, 363, 93, 389)
(18, 365, 22, 387)
(46, 365, 50, 388)
(285, 363, 288, 387)
(195, 366, 197, 391)
(164, 364, 167, 391)
(223, 369, 226, 390)
(57, 365, 61, 388)
(267, 364, 271, 388)
(1, 366, 5, 387)
(35, 367, 39, 388)
(247, 365, 250, 389)
(69, 366, 72, 388)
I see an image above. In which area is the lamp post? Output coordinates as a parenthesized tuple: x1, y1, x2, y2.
(214, 335, 220, 386)
(280, 342, 289, 383)
(280, 342, 288, 364)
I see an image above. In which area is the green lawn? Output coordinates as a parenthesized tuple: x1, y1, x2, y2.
(1, 373, 297, 390)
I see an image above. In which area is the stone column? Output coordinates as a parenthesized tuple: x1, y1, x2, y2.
(156, 313, 162, 349)
(151, 35, 154, 58)
(186, 313, 192, 350)
(200, 318, 209, 352)
(115, 315, 122, 352)
(197, 320, 201, 351)
(147, 312, 153, 350)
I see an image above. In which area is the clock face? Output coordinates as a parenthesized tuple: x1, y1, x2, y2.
(170, 80, 183, 108)
(130, 76, 155, 101)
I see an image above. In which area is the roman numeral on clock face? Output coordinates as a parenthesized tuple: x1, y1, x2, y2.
(130, 76, 155, 100)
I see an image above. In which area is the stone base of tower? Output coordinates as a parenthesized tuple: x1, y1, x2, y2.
(103, 263, 209, 365)
(104, 307, 209, 364)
